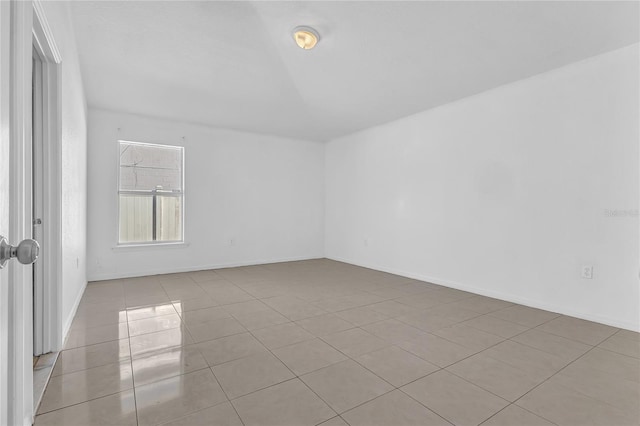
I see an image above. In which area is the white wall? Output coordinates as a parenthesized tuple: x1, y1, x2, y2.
(87, 109, 324, 280)
(40, 1, 88, 336)
(325, 45, 639, 331)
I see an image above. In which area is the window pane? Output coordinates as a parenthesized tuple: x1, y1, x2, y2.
(119, 194, 153, 243)
(156, 196, 183, 242)
(119, 142, 183, 192)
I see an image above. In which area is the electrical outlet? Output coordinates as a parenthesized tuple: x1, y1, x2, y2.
(581, 265, 593, 279)
(229, 238, 235, 247)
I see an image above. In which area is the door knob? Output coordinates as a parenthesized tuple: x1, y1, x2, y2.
(0, 235, 40, 269)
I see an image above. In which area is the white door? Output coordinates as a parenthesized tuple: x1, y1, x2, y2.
(1, 1, 37, 424)
(0, 2, 11, 423)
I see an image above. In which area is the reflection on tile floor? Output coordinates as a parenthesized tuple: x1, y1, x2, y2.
(35, 259, 640, 425)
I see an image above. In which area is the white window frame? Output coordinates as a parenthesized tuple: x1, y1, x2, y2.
(116, 140, 185, 246)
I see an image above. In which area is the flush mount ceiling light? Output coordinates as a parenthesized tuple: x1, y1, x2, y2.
(293, 26, 319, 50)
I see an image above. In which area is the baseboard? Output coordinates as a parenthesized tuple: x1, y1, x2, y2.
(62, 279, 87, 340)
(87, 255, 324, 282)
(327, 255, 640, 332)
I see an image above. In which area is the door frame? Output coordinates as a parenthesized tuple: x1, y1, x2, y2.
(32, 0, 62, 357)
(1, 1, 62, 424)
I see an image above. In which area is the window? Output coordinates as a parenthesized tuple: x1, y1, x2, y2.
(118, 140, 184, 244)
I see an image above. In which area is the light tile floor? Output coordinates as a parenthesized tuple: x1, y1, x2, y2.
(35, 259, 640, 426)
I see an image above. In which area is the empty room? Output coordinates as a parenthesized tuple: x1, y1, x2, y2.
(0, 1, 638, 425)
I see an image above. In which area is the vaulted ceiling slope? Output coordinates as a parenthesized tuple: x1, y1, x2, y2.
(70, 1, 639, 142)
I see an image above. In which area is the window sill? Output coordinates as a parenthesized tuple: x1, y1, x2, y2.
(112, 242, 190, 252)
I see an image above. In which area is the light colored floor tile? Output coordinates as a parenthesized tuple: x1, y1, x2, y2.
(125, 294, 171, 308)
(334, 306, 389, 326)
(616, 329, 640, 342)
(75, 300, 126, 316)
(356, 345, 439, 387)
(516, 380, 637, 426)
(317, 416, 349, 426)
(322, 328, 390, 357)
(179, 306, 231, 326)
(64, 322, 129, 349)
(135, 369, 227, 426)
(186, 317, 247, 343)
(38, 361, 133, 414)
(128, 313, 182, 337)
(132, 345, 209, 386)
(396, 311, 461, 332)
(368, 301, 421, 317)
(481, 405, 555, 426)
(549, 362, 640, 417)
(186, 270, 223, 283)
(447, 353, 541, 401)
(445, 296, 513, 315)
(301, 360, 394, 413)
(273, 338, 347, 375)
(402, 370, 508, 426)
(598, 331, 640, 358)
(232, 308, 290, 330)
(252, 322, 315, 349)
(53, 339, 130, 376)
(272, 302, 329, 321)
(536, 315, 619, 345)
(212, 351, 295, 399)
(206, 286, 255, 305)
(423, 304, 482, 323)
(232, 379, 335, 426)
(296, 314, 355, 336)
(196, 332, 268, 366)
(222, 299, 270, 316)
(71, 309, 127, 329)
(127, 304, 177, 322)
(172, 296, 219, 314)
(159, 402, 243, 426)
(46, 263, 636, 426)
(342, 390, 450, 426)
(463, 315, 529, 338)
(362, 319, 428, 344)
(489, 305, 559, 328)
(510, 329, 591, 362)
(34, 390, 137, 426)
(572, 347, 640, 383)
(433, 323, 505, 351)
(163, 284, 209, 300)
(483, 340, 568, 380)
(397, 333, 477, 368)
(129, 326, 194, 358)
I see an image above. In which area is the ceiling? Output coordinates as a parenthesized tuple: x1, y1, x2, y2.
(70, 1, 639, 142)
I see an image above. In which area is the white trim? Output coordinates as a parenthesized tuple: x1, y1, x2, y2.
(31, 0, 60, 64)
(88, 255, 323, 281)
(62, 279, 86, 341)
(32, 0, 63, 356)
(326, 255, 640, 332)
(32, 351, 57, 414)
(32, 42, 44, 356)
(112, 242, 190, 251)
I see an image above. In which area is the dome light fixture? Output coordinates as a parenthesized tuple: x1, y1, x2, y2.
(293, 26, 319, 50)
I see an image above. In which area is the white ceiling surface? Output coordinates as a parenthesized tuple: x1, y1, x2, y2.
(70, 1, 639, 142)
